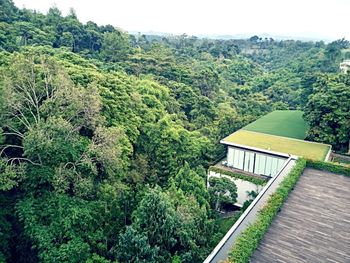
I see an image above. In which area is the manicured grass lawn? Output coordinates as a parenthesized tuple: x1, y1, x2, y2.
(222, 130, 330, 161)
(243, 110, 308, 139)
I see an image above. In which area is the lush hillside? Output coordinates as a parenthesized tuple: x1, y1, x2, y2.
(0, 0, 349, 262)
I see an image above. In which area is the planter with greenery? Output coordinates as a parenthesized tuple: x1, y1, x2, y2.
(208, 166, 267, 186)
(306, 159, 350, 176)
(228, 158, 306, 263)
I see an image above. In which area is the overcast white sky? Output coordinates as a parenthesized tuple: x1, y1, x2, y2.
(13, 0, 350, 41)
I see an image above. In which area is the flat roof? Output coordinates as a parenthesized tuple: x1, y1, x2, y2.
(221, 130, 330, 161)
(242, 110, 308, 140)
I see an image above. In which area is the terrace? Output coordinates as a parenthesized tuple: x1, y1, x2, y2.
(250, 168, 350, 263)
(206, 160, 350, 263)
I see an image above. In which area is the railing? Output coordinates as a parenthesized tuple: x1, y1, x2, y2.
(203, 156, 297, 263)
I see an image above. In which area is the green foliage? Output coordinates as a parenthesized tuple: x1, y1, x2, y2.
(306, 159, 350, 176)
(170, 162, 210, 208)
(86, 253, 113, 263)
(101, 31, 131, 62)
(140, 115, 209, 185)
(304, 75, 350, 151)
(332, 156, 350, 165)
(208, 177, 238, 211)
(212, 211, 243, 246)
(0, 1, 348, 262)
(0, 158, 24, 190)
(228, 158, 306, 263)
(115, 226, 159, 263)
(16, 194, 106, 262)
(208, 166, 267, 185)
(132, 188, 178, 258)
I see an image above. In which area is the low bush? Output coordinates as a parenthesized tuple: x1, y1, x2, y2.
(228, 158, 306, 263)
(306, 159, 350, 176)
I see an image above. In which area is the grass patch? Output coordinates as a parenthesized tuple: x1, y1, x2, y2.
(209, 166, 267, 185)
(243, 110, 308, 139)
(228, 158, 306, 263)
(222, 130, 330, 161)
(243, 110, 309, 140)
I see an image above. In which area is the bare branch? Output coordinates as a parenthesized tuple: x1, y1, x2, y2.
(1, 132, 24, 139)
(15, 84, 37, 108)
(8, 105, 32, 130)
(8, 157, 41, 166)
(63, 162, 77, 170)
(3, 125, 25, 138)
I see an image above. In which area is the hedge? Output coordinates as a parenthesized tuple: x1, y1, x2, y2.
(306, 159, 350, 176)
(228, 158, 306, 263)
(208, 166, 267, 186)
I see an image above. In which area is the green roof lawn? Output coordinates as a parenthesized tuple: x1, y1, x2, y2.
(243, 110, 308, 140)
(222, 130, 330, 161)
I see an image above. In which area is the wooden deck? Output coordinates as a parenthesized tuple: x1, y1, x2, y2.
(250, 168, 350, 263)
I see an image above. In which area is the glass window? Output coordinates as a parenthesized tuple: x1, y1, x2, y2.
(265, 156, 273, 176)
(244, 151, 254, 173)
(227, 147, 234, 166)
(227, 147, 287, 177)
(237, 149, 244, 170)
(255, 153, 267, 175)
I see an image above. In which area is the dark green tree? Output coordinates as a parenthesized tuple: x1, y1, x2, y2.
(132, 188, 179, 259)
(304, 78, 350, 151)
(101, 31, 131, 62)
(115, 226, 160, 263)
(208, 177, 238, 212)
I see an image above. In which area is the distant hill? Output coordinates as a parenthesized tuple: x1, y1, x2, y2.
(129, 31, 334, 42)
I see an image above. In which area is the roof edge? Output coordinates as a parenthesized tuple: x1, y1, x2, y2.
(220, 140, 296, 159)
(225, 130, 331, 148)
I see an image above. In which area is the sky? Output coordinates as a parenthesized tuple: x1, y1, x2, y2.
(13, 0, 350, 41)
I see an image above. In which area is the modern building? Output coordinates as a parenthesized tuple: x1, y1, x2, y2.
(208, 110, 331, 206)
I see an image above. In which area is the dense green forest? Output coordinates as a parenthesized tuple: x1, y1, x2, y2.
(0, 0, 349, 262)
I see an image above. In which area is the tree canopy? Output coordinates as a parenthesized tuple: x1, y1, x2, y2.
(0, 0, 349, 262)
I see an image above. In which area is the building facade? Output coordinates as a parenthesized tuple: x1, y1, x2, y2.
(226, 146, 287, 177)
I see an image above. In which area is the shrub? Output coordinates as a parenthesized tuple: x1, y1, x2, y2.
(306, 159, 350, 176)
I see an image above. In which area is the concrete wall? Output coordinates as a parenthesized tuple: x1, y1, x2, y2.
(208, 171, 263, 207)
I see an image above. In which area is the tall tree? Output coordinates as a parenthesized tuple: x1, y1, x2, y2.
(101, 31, 131, 62)
(304, 76, 350, 152)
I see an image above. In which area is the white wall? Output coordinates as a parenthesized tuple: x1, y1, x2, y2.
(208, 171, 263, 207)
